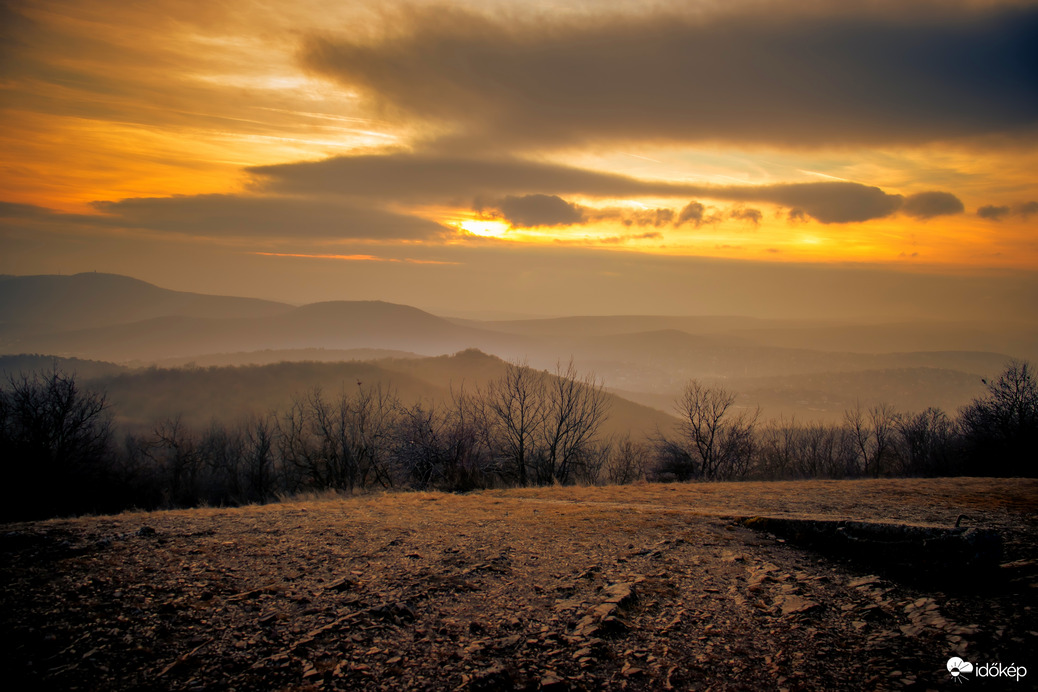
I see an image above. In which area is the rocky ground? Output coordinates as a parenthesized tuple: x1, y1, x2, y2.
(2, 478, 1036, 691)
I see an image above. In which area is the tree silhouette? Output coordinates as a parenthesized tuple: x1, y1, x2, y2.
(959, 360, 1038, 476)
(659, 380, 759, 481)
(0, 367, 113, 519)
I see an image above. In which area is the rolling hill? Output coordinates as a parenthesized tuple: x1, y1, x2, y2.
(0, 272, 290, 334)
(1, 273, 1029, 423)
(15, 349, 676, 439)
(4, 295, 527, 362)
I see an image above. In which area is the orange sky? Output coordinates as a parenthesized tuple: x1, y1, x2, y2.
(2, 0, 1037, 318)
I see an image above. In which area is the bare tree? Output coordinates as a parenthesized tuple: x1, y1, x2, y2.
(959, 359, 1038, 476)
(756, 418, 800, 479)
(663, 380, 759, 481)
(195, 417, 278, 505)
(276, 390, 329, 490)
(394, 385, 494, 491)
(604, 434, 651, 485)
(893, 407, 955, 476)
(276, 384, 400, 493)
(198, 420, 245, 504)
(652, 437, 697, 482)
(440, 385, 494, 490)
(803, 423, 859, 478)
(535, 361, 610, 485)
(151, 416, 202, 506)
(241, 413, 278, 501)
(351, 383, 399, 489)
(478, 360, 609, 486)
(0, 367, 113, 518)
(754, 419, 862, 480)
(845, 402, 899, 478)
(395, 402, 442, 490)
(480, 360, 547, 485)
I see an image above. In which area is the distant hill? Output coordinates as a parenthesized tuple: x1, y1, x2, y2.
(729, 321, 1038, 362)
(463, 314, 1038, 362)
(0, 273, 291, 335)
(1, 273, 1029, 425)
(95, 359, 444, 432)
(547, 330, 1010, 392)
(59, 349, 677, 438)
(4, 293, 526, 362)
(0, 354, 129, 381)
(453, 314, 805, 337)
(373, 349, 675, 439)
(374, 348, 520, 389)
(151, 348, 424, 368)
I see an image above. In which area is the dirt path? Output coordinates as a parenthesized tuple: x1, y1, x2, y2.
(2, 478, 1035, 690)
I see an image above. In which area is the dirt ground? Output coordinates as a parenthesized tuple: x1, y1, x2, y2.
(2, 478, 1036, 691)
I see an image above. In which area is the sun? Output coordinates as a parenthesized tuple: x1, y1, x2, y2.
(458, 219, 510, 238)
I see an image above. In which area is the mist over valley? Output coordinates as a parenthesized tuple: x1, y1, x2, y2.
(2, 272, 1030, 426)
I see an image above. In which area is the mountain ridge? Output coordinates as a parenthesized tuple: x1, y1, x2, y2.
(0, 272, 292, 333)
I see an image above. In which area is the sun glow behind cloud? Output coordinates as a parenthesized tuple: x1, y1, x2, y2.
(457, 219, 510, 238)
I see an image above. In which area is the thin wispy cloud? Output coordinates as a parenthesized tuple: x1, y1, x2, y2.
(251, 252, 459, 265)
(91, 194, 446, 240)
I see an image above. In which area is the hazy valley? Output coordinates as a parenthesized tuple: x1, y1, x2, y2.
(3, 272, 1032, 427)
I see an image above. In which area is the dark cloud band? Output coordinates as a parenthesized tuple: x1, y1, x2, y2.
(4, 195, 445, 241)
(254, 153, 956, 224)
(90, 194, 445, 239)
(302, 4, 1038, 149)
(251, 154, 694, 201)
(492, 194, 584, 228)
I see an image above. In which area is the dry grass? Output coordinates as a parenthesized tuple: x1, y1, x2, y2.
(498, 477, 1038, 518)
(2, 478, 1035, 690)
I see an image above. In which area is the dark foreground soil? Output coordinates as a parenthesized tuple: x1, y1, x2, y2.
(2, 478, 1036, 691)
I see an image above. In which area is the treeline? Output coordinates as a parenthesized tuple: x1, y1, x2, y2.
(1, 360, 1035, 521)
(656, 360, 1036, 482)
(0, 362, 613, 520)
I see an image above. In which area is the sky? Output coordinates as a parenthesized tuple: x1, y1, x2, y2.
(1, 0, 1037, 320)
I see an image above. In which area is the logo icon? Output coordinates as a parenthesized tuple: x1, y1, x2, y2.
(948, 657, 974, 683)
